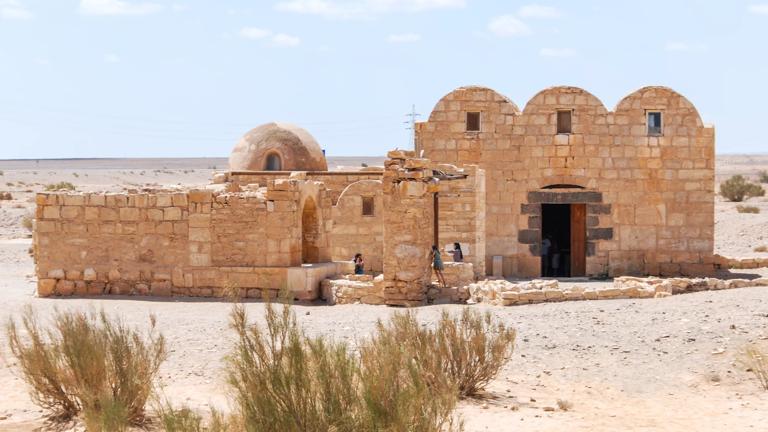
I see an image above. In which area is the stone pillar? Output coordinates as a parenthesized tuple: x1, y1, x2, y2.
(382, 150, 436, 306)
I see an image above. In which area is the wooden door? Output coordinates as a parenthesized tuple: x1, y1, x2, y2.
(570, 204, 586, 276)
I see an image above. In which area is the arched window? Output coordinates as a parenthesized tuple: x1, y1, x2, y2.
(265, 153, 282, 171)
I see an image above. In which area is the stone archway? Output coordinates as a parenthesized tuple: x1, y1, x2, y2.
(302, 198, 320, 264)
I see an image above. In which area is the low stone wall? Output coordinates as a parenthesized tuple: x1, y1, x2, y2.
(714, 254, 768, 269)
(467, 276, 768, 306)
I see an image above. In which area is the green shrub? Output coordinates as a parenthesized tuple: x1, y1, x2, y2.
(225, 302, 462, 432)
(720, 175, 765, 202)
(736, 205, 760, 214)
(44, 181, 76, 191)
(6, 307, 166, 426)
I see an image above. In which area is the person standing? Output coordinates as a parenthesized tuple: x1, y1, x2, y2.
(451, 242, 464, 263)
(430, 245, 446, 288)
(541, 234, 552, 276)
(353, 253, 364, 275)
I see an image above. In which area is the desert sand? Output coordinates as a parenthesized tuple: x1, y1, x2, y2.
(0, 155, 767, 431)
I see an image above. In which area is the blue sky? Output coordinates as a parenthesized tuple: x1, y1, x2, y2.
(0, 0, 767, 158)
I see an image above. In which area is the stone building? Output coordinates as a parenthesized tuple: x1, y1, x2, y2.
(33, 85, 716, 303)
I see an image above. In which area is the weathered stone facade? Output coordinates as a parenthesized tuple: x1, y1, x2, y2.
(416, 85, 716, 278)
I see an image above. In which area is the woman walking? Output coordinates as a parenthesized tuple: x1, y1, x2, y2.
(430, 245, 446, 288)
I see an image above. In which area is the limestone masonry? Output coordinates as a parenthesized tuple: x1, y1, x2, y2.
(33, 85, 736, 305)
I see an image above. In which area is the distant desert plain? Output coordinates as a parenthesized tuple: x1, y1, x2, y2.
(0, 154, 767, 431)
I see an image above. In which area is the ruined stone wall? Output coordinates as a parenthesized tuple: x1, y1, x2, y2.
(226, 171, 382, 204)
(381, 151, 436, 306)
(435, 164, 486, 277)
(330, 179, 384, 272)
(416, 85, 715, 277)
(34, 179, 336, 299)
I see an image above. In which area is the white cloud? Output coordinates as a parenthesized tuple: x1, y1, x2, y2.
(539, 47, 576, 58)
(748, 4, 768, 14)
(0, 0, 32, 20)
(664, 41, 707, 53)
(518, 4, 561, 19)
(274, 0, 465, 19)
(387, 32, 421, 43)
(239, 27, 272, 39)
(488, 15, 530, 37)
(271, 33, 301, 47)
(79, 0, 162, 16)
(239, 27, 301, 47)
(104, 53, 121, 63)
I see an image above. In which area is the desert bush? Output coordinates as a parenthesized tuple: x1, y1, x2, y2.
(374, 309, 516, 397)
(755, 245, 768, 253)
(736, 205, 760, 214)
(0, 191, 11, 200)
(155, 401, 234, 432)
(744, 345, 768, 391)
(6, 307, 167, 427)
(44, 181, 76, 191)
(758, 170, 768, 183)
(557, 399, 573, 411)
(225, 302, 462, 432)
(21, 215, 33, 231)
(719, 175, 765, 202)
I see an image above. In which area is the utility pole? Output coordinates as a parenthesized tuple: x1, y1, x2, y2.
(404, 104, 421, 149)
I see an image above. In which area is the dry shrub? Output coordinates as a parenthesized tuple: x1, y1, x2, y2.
(755, 245, 768, 253)
(720, 175, 765, 202)
(156, 401, 234, 432)
(736, 205, 760, 214)
(376, 309, 516, 397)
(744, 345, 768, 391)
(759, 170, 768, 183)
(225, 302, 462, 432)
(6, 307, 166, 428)
(44, 181, 76, 191)
(21, 215, 33, 231)
(557, 399, 573, 411)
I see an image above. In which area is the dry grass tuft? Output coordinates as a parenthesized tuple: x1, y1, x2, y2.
(6, 307, 166, 427)
(744, 345, 768, 391)
(736, 205, 760, 214)
(155, 400, 235, 432)
(755, 245, 768, 253)
(44, 181, 76, 191)
(225, 302, 462, 431)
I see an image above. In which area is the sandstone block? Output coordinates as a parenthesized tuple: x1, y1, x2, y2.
(65, 270, 82, 280)
(48, 268, 65, 279)
(38, 279, 56, 297)
(150, 281, 172, 297)
(56, 280, 75, 296)
(164, 207, 182, 221)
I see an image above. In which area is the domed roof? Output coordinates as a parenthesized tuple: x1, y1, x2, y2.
(229, 122, 328, 171)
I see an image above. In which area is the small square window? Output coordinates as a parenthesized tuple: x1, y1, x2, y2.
(362, 196, 374, 216)
(466, 112, 480, 132)
(647, 111, 663, 136)
(556, 110, 572, 134)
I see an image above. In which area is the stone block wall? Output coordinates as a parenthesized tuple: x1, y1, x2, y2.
(34, 179, 335, 299)
(381, 151, 437, 306)
(416, 85, 715, 278)
(435, 164, 486, 277)
(226, 171, 382, 204)
(330, 179, 384, 272)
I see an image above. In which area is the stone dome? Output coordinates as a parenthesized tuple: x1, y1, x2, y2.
(229, 122, 328, 171)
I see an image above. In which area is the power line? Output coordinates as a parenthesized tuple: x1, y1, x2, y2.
(403, 104, 420, 149)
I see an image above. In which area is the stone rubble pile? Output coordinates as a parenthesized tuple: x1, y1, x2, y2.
(467, 276, 768, 306)
(714, 254, 768, 270)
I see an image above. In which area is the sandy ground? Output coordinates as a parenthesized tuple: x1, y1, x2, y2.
(0, 156, 767, 431)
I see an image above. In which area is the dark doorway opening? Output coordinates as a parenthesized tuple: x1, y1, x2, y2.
(541, 204, 570, 277)
(541, 203, 587, 277)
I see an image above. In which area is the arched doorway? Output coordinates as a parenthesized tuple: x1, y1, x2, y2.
(265, 152, 282, 171)
(302, 198, 320, 263)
